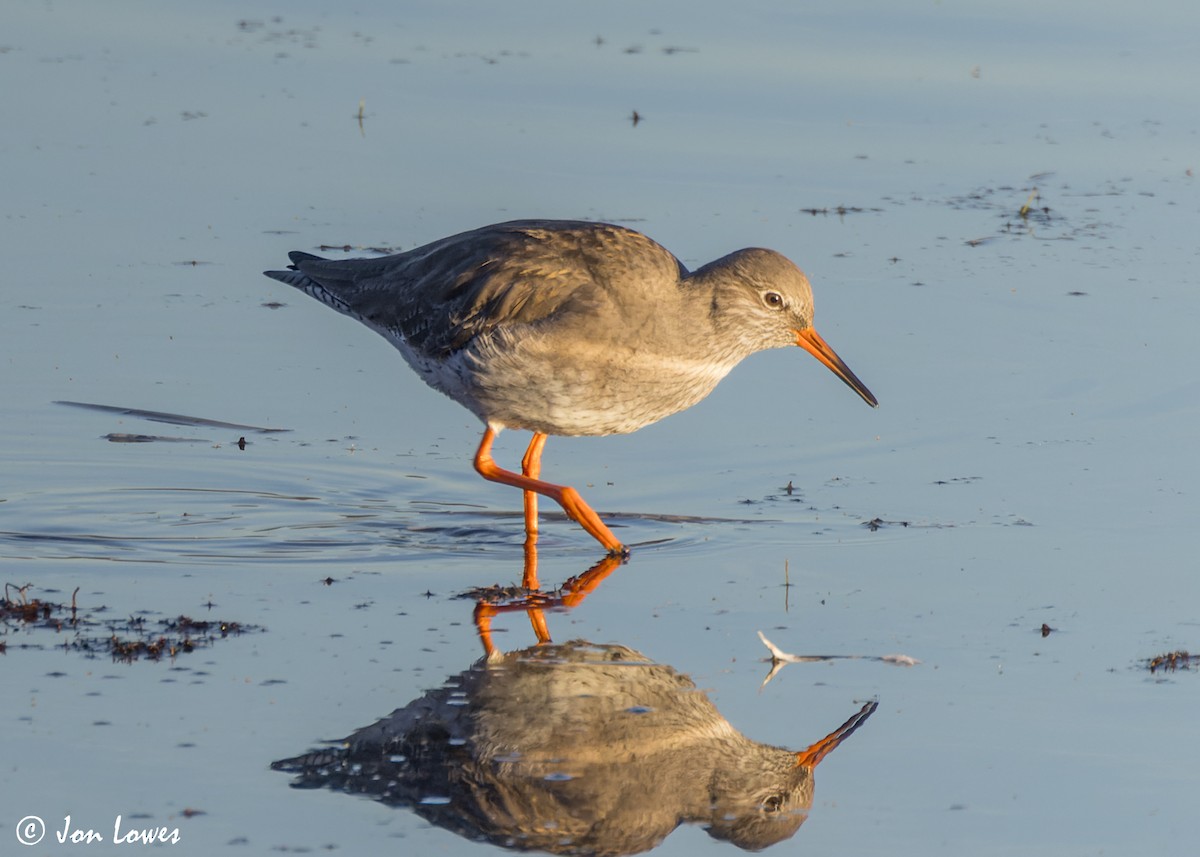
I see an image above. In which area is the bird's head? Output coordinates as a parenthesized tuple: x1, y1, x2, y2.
(698, 248, 878, 407)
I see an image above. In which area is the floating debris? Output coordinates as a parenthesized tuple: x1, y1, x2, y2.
(316, 244, 399, 254)
(108, 616, 250, 663)
(758, 631, 919, 688)
(863, 517, 910, 531)
(1147, 650, 1197, 674)
(799, 205, 882, 216)
(933, 476, 982, 486)
(1, 582, 65, 626)
(1, 582, 262, 663)
(1018, 187, 1040, 218)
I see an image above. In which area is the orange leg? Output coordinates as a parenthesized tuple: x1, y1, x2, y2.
(520, 434, 544, 586)
(473, 426, 625, 555)
(521, 432, 548, 541)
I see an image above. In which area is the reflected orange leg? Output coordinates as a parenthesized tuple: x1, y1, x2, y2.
(473, 602, 502, 659)
(521, 533, 540, 590)
(472, 553, 626, 658)
(473, 426, 625, 555)
(558, 554, 623, 608)
(526, 607, 551, 645)
(475, 601, 552, 659)
(795, 700, 879, 767)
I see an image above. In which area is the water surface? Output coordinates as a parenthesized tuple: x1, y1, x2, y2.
(3, 1, 1199, 855)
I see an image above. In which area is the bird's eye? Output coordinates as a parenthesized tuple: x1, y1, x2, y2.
(763, 794, 784, 813)
(762, 291, 784, 310)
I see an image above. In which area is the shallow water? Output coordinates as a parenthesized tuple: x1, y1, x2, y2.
(4, 1, 1200, 855)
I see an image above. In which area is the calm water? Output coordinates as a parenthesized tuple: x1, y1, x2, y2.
(3, 1, 1199, 855)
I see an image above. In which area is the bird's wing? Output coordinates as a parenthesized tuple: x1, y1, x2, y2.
(285, 221, 683, 357)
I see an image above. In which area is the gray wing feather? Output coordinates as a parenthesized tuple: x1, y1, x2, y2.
(264, 220, 683, 358)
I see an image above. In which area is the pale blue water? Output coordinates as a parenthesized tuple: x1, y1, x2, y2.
(3, 1, 1199, 855)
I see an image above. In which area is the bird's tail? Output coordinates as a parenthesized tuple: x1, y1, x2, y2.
(263, 252, 355, 316)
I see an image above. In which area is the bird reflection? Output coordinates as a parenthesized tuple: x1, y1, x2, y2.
(273, 639, 876, 855)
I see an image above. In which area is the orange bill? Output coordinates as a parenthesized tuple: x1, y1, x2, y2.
(794, 328, 878, 407)
(795, 700, 879, 767)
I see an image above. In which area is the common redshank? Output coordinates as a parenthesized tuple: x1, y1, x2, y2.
(265, 220, 877, 554)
